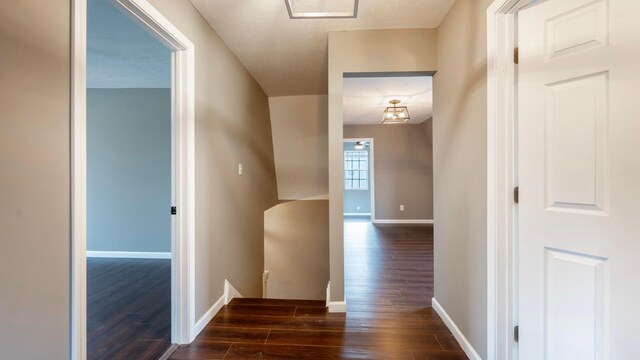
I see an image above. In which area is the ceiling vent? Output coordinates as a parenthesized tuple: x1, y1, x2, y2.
(285, 0, 359, 19)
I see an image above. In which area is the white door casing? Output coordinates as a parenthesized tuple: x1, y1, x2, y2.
(518, 0, 640, 359)
(72, 0, 196, 358)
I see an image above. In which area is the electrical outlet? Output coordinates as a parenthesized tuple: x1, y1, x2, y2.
(400, 205, 405, 211)
(238, 163, 243, 175)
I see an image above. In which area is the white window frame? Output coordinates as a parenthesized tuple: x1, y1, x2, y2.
(344, 150, 369, 191)
(343, 138, 375, 222)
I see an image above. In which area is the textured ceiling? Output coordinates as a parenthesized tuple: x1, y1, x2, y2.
(189, 0, 455, 96)
(343, 76, 433, 125)
(87, 0, 171, 88)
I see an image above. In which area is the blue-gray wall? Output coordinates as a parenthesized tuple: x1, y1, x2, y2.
(343, 142, 371, 214)
(87, 88, 172, 252)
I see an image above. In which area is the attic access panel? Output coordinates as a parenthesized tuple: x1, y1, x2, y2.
(285, 0, 359, 19)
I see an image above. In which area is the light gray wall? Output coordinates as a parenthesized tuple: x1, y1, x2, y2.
(87, 88, 171, 253)
(344, 123, 433, 220)
(147, 0, 279, 318)
(328, 29, 438, 301)
(343, 142, 371, 214)
(433, 0, 493, 357)
(0, 1, 71, 358)
(264, 200, 329, 300)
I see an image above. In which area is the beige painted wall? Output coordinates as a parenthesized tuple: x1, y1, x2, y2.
(264, 200, 330, 300)
(269, 95, 328, 200)
(328, 29, 438, 301)
(0, 1, 71, 358)
(433, 0, 494, 357)
(0, 3, 278, 357)
(147, 0, 279, 318)
(344, 123, 433, 220)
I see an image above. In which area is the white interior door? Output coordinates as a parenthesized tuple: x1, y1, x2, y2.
(518, 0, 640, 359)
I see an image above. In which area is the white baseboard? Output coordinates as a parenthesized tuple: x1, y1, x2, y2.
(86, 251, 171, 259)
(432, 298, 481, 360)
(326, 281, 331, 307)
(326, 281, 347, 313)
(194, 279, 243, 337)
(344, 213, 372, 217)
(195, 294, 226, 336)
(328, 301, 347, 312)
(224, 279, 242, 305)
(372, 219, 434, 225)
(194, 293, 225, 336)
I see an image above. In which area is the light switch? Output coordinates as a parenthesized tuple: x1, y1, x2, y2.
(400, 205, 405, 211)
(238, 163, 243, 175)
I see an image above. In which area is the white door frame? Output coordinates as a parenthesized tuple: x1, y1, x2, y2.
(487, 0, 544, 359)
(71, 0, 196, 358)
(343, 138, 375, 221)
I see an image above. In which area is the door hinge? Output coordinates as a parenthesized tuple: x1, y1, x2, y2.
(514, 187, 519, 204)
(514, 47, 519, 65)
(171, 206, 177, 215)
(514, 325, 519, 343)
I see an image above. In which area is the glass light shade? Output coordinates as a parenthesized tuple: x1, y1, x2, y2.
(382, 105, 410, 124)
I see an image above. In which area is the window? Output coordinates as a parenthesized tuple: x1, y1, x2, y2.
(344, 150, 369, 190)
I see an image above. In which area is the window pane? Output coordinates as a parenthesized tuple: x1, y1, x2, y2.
(345, 171, 352, 180)
(345, 179, 352, 189)
(360, 180, 368, 189)
(359, 171, 366, 179)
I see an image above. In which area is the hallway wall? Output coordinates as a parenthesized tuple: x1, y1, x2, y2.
(327, 29, 438, 302)
(147, 0, 279, 318)
(433, 0, 494, 357)
(0, 2, 279, 357)
(269, 95, 328, 201)
(0, 1, 71, 358)
(264, 200, 330, 300)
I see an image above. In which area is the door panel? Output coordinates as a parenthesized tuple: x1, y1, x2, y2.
(544, 249, 607, 360)
(545, 71, 608, 213)
(518, 0, 640, 358)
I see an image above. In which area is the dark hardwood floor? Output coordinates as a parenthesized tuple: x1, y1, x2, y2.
(87, 258, 172, 360)
(170, 219, 467, 359)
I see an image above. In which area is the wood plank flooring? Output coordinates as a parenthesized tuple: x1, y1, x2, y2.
(87, 258, 172, 360)
(171, 219, 467, 359)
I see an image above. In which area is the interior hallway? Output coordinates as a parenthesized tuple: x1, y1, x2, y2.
(170, 219, 466, 359)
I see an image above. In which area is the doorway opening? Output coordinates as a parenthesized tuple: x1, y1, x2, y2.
(85, 0, 173, 357)
(343, 138, 374, 221)
(337, 71, 455, 356)
(340, 73, 438, 313)
(72, 0, 195, 358)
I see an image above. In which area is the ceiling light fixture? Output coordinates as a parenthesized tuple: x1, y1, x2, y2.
(285, 0, 359, 19)
(382, 99, 410, 124)
(354, 141, 366, 150)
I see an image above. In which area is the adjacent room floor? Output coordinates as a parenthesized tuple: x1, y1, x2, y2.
(87, 258, 171, 360)
(170, 218, 467, 359)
